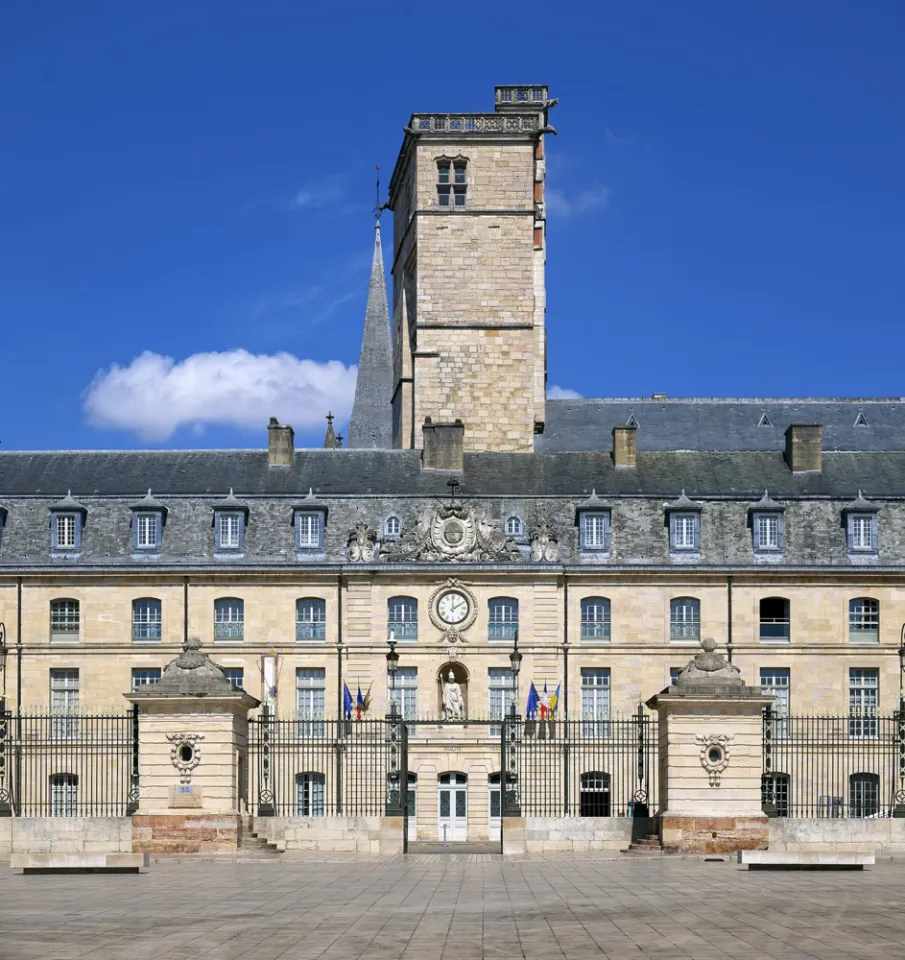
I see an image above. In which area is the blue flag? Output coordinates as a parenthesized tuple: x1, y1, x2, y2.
(343, 683, 353, 717)
(526, 682, 539, 719)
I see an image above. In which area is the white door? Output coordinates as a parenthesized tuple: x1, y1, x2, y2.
(488, 773, 502, 839)
(406, 774, 417, 842)
(438, 772, 467, 842)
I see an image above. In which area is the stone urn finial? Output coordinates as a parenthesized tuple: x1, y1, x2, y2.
(673, 636, 744, 689)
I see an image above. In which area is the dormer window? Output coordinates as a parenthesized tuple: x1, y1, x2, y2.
(437, 157, 467, 208)
(49, 492, 87, 552)
(505, 516, 523, 537)
(0, 504, 7, 550)
(130, 490, 167, 552)
(749, 491, 784, 554)
(385, 516, 401, 538)
(666, 491, 702, 554)
(575, 491, 611, 554)
(844, 491, 879, 556)
(212, 489, 249, 552)
(292, 489, 328, 553)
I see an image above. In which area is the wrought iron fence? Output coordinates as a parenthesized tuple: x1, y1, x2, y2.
(503, 708, 658, 818)
(763, 708, 904, 818)
(248, 717, 396, 817)
(0, 710, 138, 817)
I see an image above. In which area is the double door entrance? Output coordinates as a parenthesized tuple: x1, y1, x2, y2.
(438, 772, 468, 842)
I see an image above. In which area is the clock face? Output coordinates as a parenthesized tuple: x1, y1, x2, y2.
(437, 591, 470, 625)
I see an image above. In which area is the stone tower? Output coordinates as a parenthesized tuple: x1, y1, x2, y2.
(347, 223, 394, 449)
(387, 85, 554, 453)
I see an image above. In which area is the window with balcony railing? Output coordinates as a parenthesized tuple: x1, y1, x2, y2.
(50, 599, 80, 643)
(296, 598, 326, 641)
(132, 598, 162, 642)
(759, 597, 790, 642)
(388, 597, 417, 641)
(849, 598, 879, 643)
(488, 598, 518, 641)
(580, 597, 611, 642)
(214, 598, 244, 642)
(669, 598, 700, 641)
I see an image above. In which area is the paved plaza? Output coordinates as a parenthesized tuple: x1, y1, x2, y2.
(2, 854, 905, 960)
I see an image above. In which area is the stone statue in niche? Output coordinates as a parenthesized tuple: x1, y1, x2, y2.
(442, 671, 466, 721)
(529, 520, 559, 562)
(347, 522, 377, 562)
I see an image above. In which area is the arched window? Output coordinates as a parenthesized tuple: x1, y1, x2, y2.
(388, 597, 418, 641)
(850, 772, 880, 818)
(669, 598, 699, 642)
(761, 772, 790, 817)
(385, 516, 401, 538)
(581, 597, 611, 641)
(850, 598, 879, 643)
(50, 773, 78, 817)
(132, 598, 162, 642)
(488, 598, 518, 641)
(50, 599, 80, 643)
(296, 772, 325, 816)
(296, 598, 326, 641)
(579, 772, 611, 817)
(505, 516, 523, 537)
(214, 598, 244, 642)
(759, 597, 790, 642)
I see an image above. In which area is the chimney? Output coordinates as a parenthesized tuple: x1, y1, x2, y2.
(267, 417, 295, 466)
(612, 425, 637, 468)
(784, 423, 822, 473)
(422, 418, 464, 471)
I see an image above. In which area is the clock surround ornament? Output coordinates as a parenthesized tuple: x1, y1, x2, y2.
(429, 578, 478, 643)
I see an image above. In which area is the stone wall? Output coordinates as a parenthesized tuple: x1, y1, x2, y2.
(524, 816, 650, 852)
(252, 815, 402, 855)
(769, 817, 905, 854)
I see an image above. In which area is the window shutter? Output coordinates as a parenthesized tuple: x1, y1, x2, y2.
(603, 512, 611, 552)
(669, 514, 676, 550)
(155, 513, 163, 548)
(238, 515, 246, 551)
(871, 516, 878, 552)
(51, 515, 58, 549)
(693, 516, 701, 552)
(74, 516, 82, 550)
(777, 516, 784, 552)
(846, 516, 853, 553)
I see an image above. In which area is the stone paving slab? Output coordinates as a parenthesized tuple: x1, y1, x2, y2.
(1, 854, 904, 959)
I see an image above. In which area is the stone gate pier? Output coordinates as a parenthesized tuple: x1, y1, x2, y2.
(647, 638, 773, 854)
(126, 638, 259, 854)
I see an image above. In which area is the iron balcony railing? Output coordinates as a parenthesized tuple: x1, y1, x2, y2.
(214, 621, 244, 641)
(488, 623, 518, 641)
(759, 618, 791, 641)
(580, 622, 611, 641)
(296, 621, 326, 641)
(387, 621, 417, 641)
(669, 622, 700, 640)
(132, 621, 162, 642)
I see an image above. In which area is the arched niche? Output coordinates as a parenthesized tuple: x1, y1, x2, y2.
(437, 661, 469, 720)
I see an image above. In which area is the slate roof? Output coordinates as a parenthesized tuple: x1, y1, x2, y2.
(539, 398, 905, 453)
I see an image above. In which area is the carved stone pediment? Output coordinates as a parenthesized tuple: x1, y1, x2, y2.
(380, 503, 519, 563)
(347, 522, 377, 562)
(529, 520, 559, 563)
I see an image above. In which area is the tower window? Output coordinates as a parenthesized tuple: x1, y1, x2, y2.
(438, 164, 450, 184)
(454, 163, 466, 184)
(437, 158, 467, 208)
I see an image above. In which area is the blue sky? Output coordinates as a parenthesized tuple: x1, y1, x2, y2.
(1, 1, 903, 451)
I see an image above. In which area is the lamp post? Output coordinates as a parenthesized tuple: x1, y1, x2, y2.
(502, 633, 523, 818)
(0, 622, 6, 712)
(386, 640, 399, 719)
(508, 633, 522, 719)
(896, 626, 905, 817)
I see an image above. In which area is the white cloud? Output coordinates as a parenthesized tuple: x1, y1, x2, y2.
(290, 175, 349, 211)
(548, 385, 583, 400)
(83, 349, 357, 442)
(545, 185, 611, 218)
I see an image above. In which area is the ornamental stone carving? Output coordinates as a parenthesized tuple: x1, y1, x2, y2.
(166, 732, 205, 784)
(380, 503, 520, 563)
(529, 520, 559, 562)
(695, 733, 733, 786)
(347, 522, 377, 562)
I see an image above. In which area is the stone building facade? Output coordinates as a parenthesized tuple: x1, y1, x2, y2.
(1, 85, 903, 842)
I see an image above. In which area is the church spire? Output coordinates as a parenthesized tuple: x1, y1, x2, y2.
(347, 221, 393, 448)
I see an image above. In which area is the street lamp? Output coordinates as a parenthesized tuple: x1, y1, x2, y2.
(386, 640, 399, 718)
(0, 622, 5, 710)
(508, 633, 522, 719)
(899, 624, 905, 696)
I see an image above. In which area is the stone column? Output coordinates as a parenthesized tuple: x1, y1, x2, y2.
(647, 638, 773, 854)
(125, 637, 260, 855)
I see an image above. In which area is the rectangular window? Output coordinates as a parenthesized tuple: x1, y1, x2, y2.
(388, 598, 418, 641)
(50, 669, 79, 739)
(488, 599, 518, 641)
(132, 599, 162, 642)
(669, 666, 683, 685)
(135, 513, 159, 550)
(849, 599, 880, 643)
(672, 514, 698, 551)
(217, 513, 241, 549)
(51, 774, 78, 817)
(131, 668, 161, 689)
(453, 163, 466, 184)
(669, 599, 700, 642)
(760, 668, 790, 739)
(389, 667, 417, 733)
(222, 668, 244, 689)
(438, 164, 450, 184)
(849, 515, 875, 552)
(488, 668, 516, 737)
(214, 599, 244, 642)
(581, 668, 611, 737)
(581, 512, 610, 551)
(438, 187, 450, 206)
(296, 599, 327, 641)
(297, 668, 326, 736)
(55, 514, 77, 549)
(849, 668, 879, 738)
(453, 187, 466, 207)
(580, 599, 611, 641)
(296, 513, 322, 549)
(755, 514, 781, 552)
(297, 773, 325, 817)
